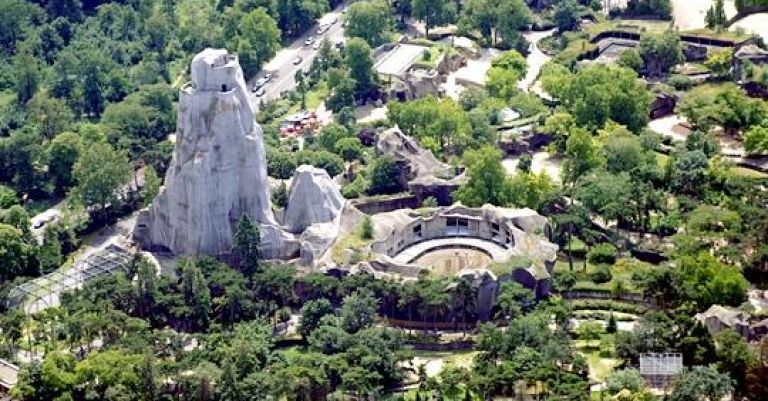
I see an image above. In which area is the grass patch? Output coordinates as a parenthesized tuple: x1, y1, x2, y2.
(733, 166, 768, 178)
(555, 257, 654, 294)
(330, 220, 374, 265)
(576, 340, 621, 383)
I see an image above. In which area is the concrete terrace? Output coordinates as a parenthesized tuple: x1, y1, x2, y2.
(374, 44, 428, 77)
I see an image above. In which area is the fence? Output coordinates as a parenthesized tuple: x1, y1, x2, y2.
(6, 244, 132, 313)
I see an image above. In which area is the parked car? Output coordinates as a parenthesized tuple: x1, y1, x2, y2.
(304, 36, 315, 46)
(264, 73, 272, 82)
(316, 24, 329, 34)
(330, 16, 338, 24)
(312, 41, 321, 50)
(254, 87, 266, 97)
(252, 77, 267, 91)
(293, 56, 303, 65)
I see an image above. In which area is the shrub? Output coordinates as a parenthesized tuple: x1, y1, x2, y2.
(361, 216, 373, 239)
(0, 184, 18, 208)
(421, 196, 438, 208)
(335, 137, 365, 161)
(667, 75, 694, 91)
(342, 174, 369, 199)
(296, 150, 344, 177)
(267, 149, 297, 179)
(272, 181, 288, 208)
(590, 264, 613, 284)
(569, 300, 646, 314)
(606, 313, 617, 333)
(368, 155, 403, 195)
(588, 243, 617, 265)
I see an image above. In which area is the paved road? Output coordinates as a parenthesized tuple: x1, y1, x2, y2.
(246, 3, 349, 110)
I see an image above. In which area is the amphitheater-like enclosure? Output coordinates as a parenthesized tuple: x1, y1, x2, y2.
(368, 205, 557, 296)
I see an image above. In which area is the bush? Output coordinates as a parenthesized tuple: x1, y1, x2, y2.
(368, 155, 403, 195)
(361, 215, 373, 239)
(421, 196, 438, 208)
(588, 243, 617, 265)
(590, 264, 613, 284)
(267, 149, 297, 179)
(342, 174, 369, 199)
(0, 184, 18, 208)
(569, 299, 647, 314)
(335, 137, 365, 161)
(296, 150, 344, 177)
(667, 75, 694, 91)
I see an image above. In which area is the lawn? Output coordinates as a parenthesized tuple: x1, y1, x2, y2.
(554, 256, 654, 295)
(330, 220, 373, 264)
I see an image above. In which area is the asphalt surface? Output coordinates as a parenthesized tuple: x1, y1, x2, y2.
(246, 2, 348, 110)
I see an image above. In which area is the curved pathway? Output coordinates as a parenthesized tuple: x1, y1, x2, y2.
(392, 237, 508, 264)
(519, 29, 556, 93)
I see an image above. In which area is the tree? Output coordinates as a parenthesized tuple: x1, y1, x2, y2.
(705, 0, 727, 29)
(345, 0, 391, 47)
(485, 50, 527, 100)
(677, 252, 748, 309)
(605, 368, 645, 395)
(70, 141, 131, 220)
(340, 290, 378, 333)
(554, 0, 580, 32)
(368, 155, 404, 195)
(361, 215, 374, 239)
(138, 351, 158, 401)
(412, 0, 456, 38)
(668, 366, 733, 401)
(576, 171, 633, 229)
(639, 30, 684, 77)
(715, 329, 756, 394)
(13, 48, 42, 104)
(27, 93, 73, 139)
(576, 321, 604, 348)
(0, 223, 33, 282)
(494, 282, 534, 320)
(455, 146, 510, 207)
(326, 67, 357, 112)
(299, 298, 335, 339)
(704, 49, 732, 79)
(48, 131, 81, 192)
(507, 171, 555, 210)
(556, 65, 651, 132)
(141, 165, 161, 206)
(745, 125, 768, 155)
(233, 215, 261, 276)
(562, 127, 602, 187)
(345, 38, 376, 98)
(317, 123, 352, 152)
(669, 150, 709, 195)
(618, 49, 643, 72)
(387, 96, 469, 155)
(459, 0, 529, 47)
(335, 137, 365, 161)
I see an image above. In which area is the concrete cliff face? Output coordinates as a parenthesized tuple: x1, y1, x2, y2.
(135, 49, 279, 256)
(283, 165, 345, 234)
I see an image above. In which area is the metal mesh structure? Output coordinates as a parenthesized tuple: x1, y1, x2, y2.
(640, 353, 683, 390)
(6, 244, 132, 313)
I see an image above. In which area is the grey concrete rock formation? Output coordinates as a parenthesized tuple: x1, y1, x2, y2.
(135, 49, 281, 256)
(376, 127, 452, 180)
(283, 165, 345, 234)
(375, 127, 467, 204)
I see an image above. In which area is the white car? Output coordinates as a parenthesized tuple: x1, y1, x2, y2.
(316, 24, 329, 34)
(254, 87, 266, 97)
(330, 16, 339, 24)
(304, 36, 315, 46)
(293, 56, 303, 65)
(313, 41, 321, 50)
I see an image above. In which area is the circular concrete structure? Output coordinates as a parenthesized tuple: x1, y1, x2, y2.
(392, 237, 507, 276)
